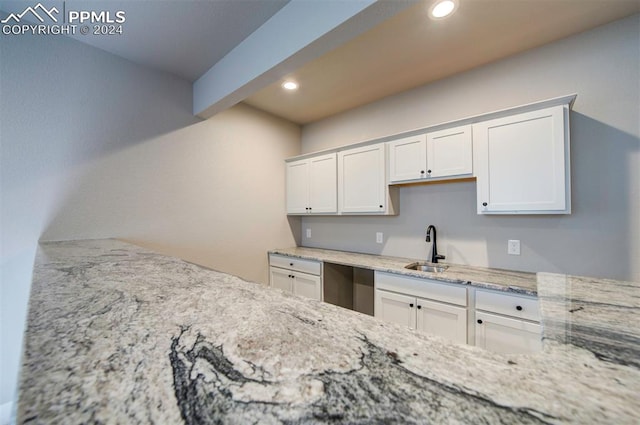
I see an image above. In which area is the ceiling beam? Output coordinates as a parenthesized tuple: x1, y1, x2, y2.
(193, 0, 418, 119)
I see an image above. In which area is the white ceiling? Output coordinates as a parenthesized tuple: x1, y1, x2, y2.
(244, 0, 640, 124)
(2, 0, 638, 123)
(0, 0, 290, 81)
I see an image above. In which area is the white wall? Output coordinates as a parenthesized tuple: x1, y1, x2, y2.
(300, 14, 640, 282)
(0, 33, 300, 418)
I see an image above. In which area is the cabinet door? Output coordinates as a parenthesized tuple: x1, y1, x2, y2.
(427, 125, 472, 178)
(473, 105, 569, 214)
(338, 144, 386, 213)
(416, 298, 467, 344)
(286, 159, 309, 214)
(475, 311, 542, 354)
(292, 272, 322, 301)
(388, 135, 427, 183)
(270, 267, 293, 293)
(309, 153, 337, 214)
(374, 289, 416, 329)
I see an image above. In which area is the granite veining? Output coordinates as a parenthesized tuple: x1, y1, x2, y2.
(17, 239, 640, 424)
(269, 246, 539, 295)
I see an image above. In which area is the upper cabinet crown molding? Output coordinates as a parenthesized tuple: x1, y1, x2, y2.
(286, 94, 576, 162)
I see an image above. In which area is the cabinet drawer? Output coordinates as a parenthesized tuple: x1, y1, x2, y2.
(269, 254, 321, 276)
(375, 272, 467, 307)
(476, 289, 540, 322)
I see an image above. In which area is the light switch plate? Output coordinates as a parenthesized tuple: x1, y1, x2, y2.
(376, 232, 383, 244)
(508, 239, 521, 255)
(306, 228, 311, 238)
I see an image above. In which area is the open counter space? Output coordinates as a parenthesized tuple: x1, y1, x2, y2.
(17, 239, 640, 424)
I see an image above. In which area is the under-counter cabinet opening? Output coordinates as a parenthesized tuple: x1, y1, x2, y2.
(268, 254, 375, 316)
(323, 263, 374, 316)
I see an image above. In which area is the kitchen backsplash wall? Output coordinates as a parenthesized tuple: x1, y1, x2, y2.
(300, 14, 640, 282)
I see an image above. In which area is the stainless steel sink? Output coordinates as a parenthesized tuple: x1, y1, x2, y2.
(405, 262, 449, 273)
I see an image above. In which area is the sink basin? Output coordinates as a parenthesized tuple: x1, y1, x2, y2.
(405, 262, 449, 273)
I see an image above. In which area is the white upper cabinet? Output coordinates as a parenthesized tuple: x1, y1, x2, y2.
(285, 95, 574, 217)
(309, 154, 338, 214)
(286, 160, 310, 214)
(473, 105, 570, 214)
(427, 125, 473, 178)
(388, 134, 428, 182)
(388, 125, 472, 184)
(286, 153, 337, 215)
(338, 144, 396, 214)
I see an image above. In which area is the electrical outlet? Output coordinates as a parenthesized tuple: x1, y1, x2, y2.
(508, 240, 521, 255)
(376, 232, 383, 244)
(306, 228, 311, 238)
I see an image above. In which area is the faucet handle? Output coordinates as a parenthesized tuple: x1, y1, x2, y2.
(435, 254, 446, 261)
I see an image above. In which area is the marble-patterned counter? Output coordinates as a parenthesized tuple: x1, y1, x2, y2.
(269, 246, 539, 295)
(17, 239, 640, 424)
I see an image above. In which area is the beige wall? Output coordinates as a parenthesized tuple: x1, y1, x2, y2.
(40, 103, 301, 285)
(300, 14, 640, 282)
(1, 32, 300, 414)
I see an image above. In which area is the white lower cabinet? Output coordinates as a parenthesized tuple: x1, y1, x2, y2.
(374, 272, 467, 344)
(474, 289, 542, 354)
(270, 254, 542, 353)
(292, 272, 322, 300)
(269, 266, 322, 301)
(416, 298, 467, 344)
(374, 290, 415, 329)
(268, 254, 322, 301)
(270, 266, 294, 292)
(475, 311, 542, 354)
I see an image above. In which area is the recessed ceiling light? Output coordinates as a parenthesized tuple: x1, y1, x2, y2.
(429, 0, 458, 19)
(282, 81, 298, 90)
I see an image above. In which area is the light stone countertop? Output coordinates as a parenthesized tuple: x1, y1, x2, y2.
(16, 239, 640, 424)
(270, 246, 539, 295)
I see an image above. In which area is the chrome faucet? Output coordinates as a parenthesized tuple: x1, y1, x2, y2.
(426, 225, 446, 263)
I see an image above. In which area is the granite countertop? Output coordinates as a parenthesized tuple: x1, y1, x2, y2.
(270, 246, 539, 295)
(17, 239, 640, 424)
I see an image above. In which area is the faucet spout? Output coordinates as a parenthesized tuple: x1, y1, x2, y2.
(425, 225, 445, 263)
